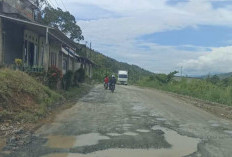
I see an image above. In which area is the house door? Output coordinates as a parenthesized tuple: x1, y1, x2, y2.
(28, 42, 34, 66)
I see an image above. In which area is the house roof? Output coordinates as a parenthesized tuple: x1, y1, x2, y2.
(0, 14, 77, 49)
(0, 14, 96, 66)
(22, 0, 39, 9)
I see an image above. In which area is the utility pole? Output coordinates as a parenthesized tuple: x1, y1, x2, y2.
(85, 41, 88, 58)
(89, 41, 92, 59)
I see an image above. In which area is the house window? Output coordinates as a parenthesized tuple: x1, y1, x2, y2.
(62, 58, 68, 74)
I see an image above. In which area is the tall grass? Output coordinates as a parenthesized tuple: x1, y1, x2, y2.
(0, 69, 63, 122)
(137, 77, 232, 106)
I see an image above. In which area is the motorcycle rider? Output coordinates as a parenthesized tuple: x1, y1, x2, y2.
(109, 75, 116, 90)
(104, 75, 109, 89)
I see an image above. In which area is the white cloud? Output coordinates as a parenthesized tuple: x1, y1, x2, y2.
(180, 46, 232, 75)
(50, 0, 232, 74)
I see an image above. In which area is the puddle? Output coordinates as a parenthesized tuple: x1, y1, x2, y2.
(123, 124, 132, 127)
(224, 130, 232, 135)
(208, 120, 217, 124)
(43, 154, 69, 157)
(45, 133, 110, 148)
(132, 105, 145, 111)
(43, 146, 200, 157)
(44, 126, 200, 157)
(123, 127, 130, 131)
(123, 132, 138, 136)
(211, 123, 220, 127)
(74, 133, 110, 147)
(149, 112, 157, 117)
(107, 133, 122, 136)
(151, 125, 200, 156)
(156, 117, 166, 121)
(132, 116, 140, 119)
(136, 129, 150, 133)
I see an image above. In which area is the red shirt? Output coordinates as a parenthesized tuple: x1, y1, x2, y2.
(104, 77, 109, 83)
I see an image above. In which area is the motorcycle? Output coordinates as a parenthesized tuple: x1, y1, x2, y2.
(109, 83, 115, 93)
(104, 82, 108, 90)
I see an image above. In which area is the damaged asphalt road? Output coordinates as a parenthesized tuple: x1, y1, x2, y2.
(1, 85, 232, 157)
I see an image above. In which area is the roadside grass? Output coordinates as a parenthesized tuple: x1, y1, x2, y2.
(137, 78, 232, 106)
(0, 68, 94, 123)
(59, 83, 92, 100)
(0, 69, 63, 122)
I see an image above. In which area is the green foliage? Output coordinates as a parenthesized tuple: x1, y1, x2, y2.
(84, 48, 153, 84)
(0, 69, 63, 122)
(75, 68, 85, 83)
(148, 71, 178, 84)
(62, 68, 86, 90)
(60, 84, 92, 99)
(221, 77, 232, 87)
(92, 68, 112, 82)
(167, 71, 178, 82)
(47, 66, 63, 89)
(40, 7, 84, 41)
(206, 75, 220, 84)
(138, 73, 232, 106)
(62, 70, 74, 90)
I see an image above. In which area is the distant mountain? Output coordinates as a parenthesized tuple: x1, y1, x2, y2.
(200, 72, 232, 79)
(216, 72, 232, 79)
(82, 47, 153, 83)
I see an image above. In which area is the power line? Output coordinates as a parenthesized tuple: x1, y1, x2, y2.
(59, 0, 67, 11)
(53, 0, 60, 8)
(46, 0, 56, 8)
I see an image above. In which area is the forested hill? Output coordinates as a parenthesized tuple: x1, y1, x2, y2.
(80, 46, 153, 83)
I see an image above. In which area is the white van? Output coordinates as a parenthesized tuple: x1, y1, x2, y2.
(118, 70, 128, 85)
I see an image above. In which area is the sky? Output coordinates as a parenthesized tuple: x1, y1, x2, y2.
(49, 0, 232, 76)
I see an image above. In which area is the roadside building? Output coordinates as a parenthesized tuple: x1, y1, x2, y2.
(0, 0, 94, 78)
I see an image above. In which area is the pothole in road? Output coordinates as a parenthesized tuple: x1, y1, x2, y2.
(45, 133, 110, 149)
(151, 125, 200, 156)
(156, 117, 167, 121)
(224, 130, 232, 135)
(132, 105, 145, 111)
(107, 133, 122, 136)
(122, 124, 132, 127)
(136, 129, 150, 133)
(43, 146, 200, 157)
(211, 123, 220, 127)
(208, 120, 217, 124)
(42, 126, 200, 157)
(123, 132, 138, 136)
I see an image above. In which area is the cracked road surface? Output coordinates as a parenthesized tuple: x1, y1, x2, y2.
(2, 85, 232, 157)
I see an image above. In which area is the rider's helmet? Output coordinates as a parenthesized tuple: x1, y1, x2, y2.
(112, 75, 115, 78)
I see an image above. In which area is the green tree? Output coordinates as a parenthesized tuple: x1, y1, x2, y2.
(206, 75, 220, 84)
(40, 7, 84, 41)
(166, 71, 178, 82)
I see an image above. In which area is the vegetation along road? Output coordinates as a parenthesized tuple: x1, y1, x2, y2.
(2, 85, 232, 157)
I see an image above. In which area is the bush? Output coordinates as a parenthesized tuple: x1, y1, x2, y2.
(62, 70, 74, 90)
(76, 68, 85, 83)
(47, 66, 63, 89)
(137, 76, 232, 106)
(206, 75, 220, 84)
(0, 68, 63, 122)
